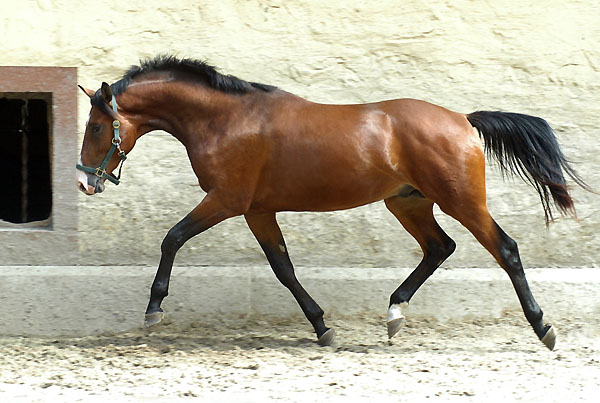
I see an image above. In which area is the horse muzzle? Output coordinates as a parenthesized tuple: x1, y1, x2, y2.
(77, 168, 105, 195)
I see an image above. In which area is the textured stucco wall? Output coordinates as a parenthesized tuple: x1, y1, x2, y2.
(1, 0, 598, 268)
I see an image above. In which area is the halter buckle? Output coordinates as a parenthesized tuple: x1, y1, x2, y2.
(112, 120, 121, 129)
(94, 167, 106, 178)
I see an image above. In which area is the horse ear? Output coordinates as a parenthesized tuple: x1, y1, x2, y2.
(100, 82, 113, 103)
(78, 85, 96, 98)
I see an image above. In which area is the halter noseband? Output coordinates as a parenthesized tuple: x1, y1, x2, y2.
(76, 94, 127, 185)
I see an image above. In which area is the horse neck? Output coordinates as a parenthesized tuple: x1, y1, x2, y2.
(118, 81, 245, 146)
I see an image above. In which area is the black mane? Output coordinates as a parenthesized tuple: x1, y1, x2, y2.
(106, 54, 277, 98)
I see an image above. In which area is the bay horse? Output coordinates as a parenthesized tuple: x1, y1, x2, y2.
(77, 55, 587, 350)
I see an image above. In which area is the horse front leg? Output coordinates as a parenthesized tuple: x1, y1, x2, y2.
(144, 194, 233, 327)
(245, 212, 335, 346)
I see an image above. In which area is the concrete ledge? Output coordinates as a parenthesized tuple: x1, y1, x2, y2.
(1, 266, 598, 337)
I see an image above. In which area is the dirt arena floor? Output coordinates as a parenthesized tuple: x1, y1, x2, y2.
(1, 310, 598, 402)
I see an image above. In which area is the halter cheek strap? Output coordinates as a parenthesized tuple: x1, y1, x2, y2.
(76, 94, 127, 185)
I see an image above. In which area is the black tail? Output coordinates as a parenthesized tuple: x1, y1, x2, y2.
(467, 111, 589, 224)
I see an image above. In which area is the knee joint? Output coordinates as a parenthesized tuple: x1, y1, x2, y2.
(161, 229, 184, 255)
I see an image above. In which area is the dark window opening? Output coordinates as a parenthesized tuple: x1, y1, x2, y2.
(0, 97, 52, 224)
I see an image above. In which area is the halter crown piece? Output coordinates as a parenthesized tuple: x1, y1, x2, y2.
(76, 94, 127, 185)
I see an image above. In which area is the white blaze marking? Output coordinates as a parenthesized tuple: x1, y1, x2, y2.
(76, 157, 94, 194)
(77, 158, 88, 184)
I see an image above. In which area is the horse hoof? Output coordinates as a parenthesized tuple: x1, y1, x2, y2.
(144, 311, 164, 328)
(317, 328, 336, 346)
(541, 325, 557, 351)
(387, 317, 405, 339)
(387, 303, 407, 339)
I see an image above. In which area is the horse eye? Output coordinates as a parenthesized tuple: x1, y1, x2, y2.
(90, 125, 102, 134)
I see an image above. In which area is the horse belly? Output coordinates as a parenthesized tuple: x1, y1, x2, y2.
(250, 161, 404, 212)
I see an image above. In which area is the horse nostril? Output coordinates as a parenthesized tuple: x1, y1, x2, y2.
(95, 181, 105, 193)
(78, 183, 87, 193)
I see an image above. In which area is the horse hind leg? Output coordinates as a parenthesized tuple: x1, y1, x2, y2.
(384, 194, 456, 339)
(440, 195, 556, 350)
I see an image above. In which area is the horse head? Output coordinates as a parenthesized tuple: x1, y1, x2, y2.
(76, 82, 135, 195)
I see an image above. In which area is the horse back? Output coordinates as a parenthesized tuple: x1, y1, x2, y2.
(244, 95, 481, 212)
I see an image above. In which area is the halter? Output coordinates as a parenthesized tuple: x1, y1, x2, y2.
(76, 94, 127, 185)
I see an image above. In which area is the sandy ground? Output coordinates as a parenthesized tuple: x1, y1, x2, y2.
(1, 311, 599, 402)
